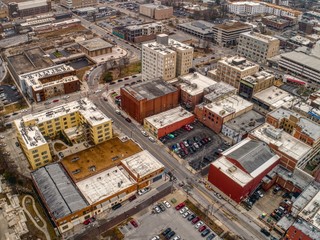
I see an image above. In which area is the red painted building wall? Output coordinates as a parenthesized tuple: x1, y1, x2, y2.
(284, 225, 313, 240)
(157, 115, 195, 138)
(208, 157, 280, 203)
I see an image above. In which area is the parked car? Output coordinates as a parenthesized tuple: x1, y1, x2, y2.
(206, 233, 216, 240)
(182, 211, 190, 218)
(273, 185, 281, 194)
(175, 202, 185, 210)
(154, 206, 161, 213)
(198, 225, 207, 232)
(162, 228, 171, 236)
(158, 203, 166, 212)
(130, 219, 138, 228)
(195, 221, 204, 229)
(128, 195, 137, 202)
(260, 228, 270, 236)
(15, 142, 20, 147)
(138, 187, 150, 195)
(201, 229, 211, 237)
(141, 131, 149, 137)
(163, 200, 171, 208)
(187, 214, 196, 221)
(179, 207, 188, 214)
(148, 136, 155, 142)
(125, 117, 132, 123)
(165, 231, 175, 240)
(192, 217, 200, 224)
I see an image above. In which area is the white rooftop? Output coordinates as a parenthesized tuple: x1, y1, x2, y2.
(19, 64, 74, 83)
(180, 72, 217, 96)
(142, 42, 176, 56)
(13, 122, 47, 149)
(121, 150, 164, 179)
(76, 166, 135, 205)
(230, 1, 261, 6)
(168, 38, 193, 51)
(126, 22, 162, 31)
(298, 190, 320, 230)
(22, 98, 110, 127)
(241, 71, 274, 84)
(145, 106, 194, 129)
(28, 75, 79, 91)
(253, 86, 298, 109)
(251, 123, 312, 162)
(18, 0, 49, 10)
(241, 31, 279, 43)
(212, 156, 253, 187)
(219, 56, 259, 72)
(204, 94, 253, 117)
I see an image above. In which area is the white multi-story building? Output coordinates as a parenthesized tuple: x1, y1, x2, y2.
(228, 2, 301, 18)
(237, 31, 280, 63)
(141, 34, 193, 81)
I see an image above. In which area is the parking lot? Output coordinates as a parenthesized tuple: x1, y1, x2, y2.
(162, 122, 229, 171)
(124, 197, 216, 240)
(0, 84, 22, 105)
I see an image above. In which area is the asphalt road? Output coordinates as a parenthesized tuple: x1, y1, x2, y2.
(88, 94, 267, 240)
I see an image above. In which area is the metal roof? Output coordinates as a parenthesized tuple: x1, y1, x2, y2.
(226, 140, 276, 174)
(32, 163, 88, 219)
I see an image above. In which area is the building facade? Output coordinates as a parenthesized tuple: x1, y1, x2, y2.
(195, 94, 253, 133)
(237, 32, 280, 63)
(60, 0, 98, 9)
(212, 21, 252, 46)
(177, 20, 215, 40)
(139, 4, 173, 20)
(144, 107, 195, 138)
(78, 38, 113, 57)
(209, 56, 260, 89)
(15, 99, 113, 169)
(8, 0, 51, 18)
(141, 34, 193, 81)
(120, 79, 179, 123)
(239, 71, 275, 100)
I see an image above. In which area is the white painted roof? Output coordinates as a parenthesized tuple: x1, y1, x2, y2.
(180, 72, 216, 96)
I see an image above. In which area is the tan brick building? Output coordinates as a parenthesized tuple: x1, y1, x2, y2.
(78, 38, 113, 57)
(237, 32, 280, 63)
(60, 0, 97, 9)
(139, 4, 173, 20)
(208, 56, 259, 89)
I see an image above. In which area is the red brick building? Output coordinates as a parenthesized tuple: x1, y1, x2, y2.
(120, 79, 179, 123)
(208, 138, 280, 203)
(144, 106, 195, 138)
(284, 225, 313, 240)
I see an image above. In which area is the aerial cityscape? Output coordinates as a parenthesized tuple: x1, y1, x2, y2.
(0, 0, 320, 240)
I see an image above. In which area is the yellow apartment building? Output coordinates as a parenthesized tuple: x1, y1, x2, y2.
(15, 98, 112, 169)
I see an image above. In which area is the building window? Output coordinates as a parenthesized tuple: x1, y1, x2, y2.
(62, 225, 68, 230)
(35, 163, 41, 167)
(32, 149, 38, 154)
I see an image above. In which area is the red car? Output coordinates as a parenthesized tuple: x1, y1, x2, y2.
(199, 225, 207, 232)
(83, 217, 95, 225)
(130, 219, 138, 228)
(175, 202, 185, 210)
(52, 99, 59, 103)
(191, 217, 200, 224)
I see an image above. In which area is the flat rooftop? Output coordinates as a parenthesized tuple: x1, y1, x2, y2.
(7, 47, 54, 75)
(204, 94, 253, 117)
(204, 82, 237, 102)
(241, 31, 278, 43)
(122, 79, 177, 101)
(250, 123, 312, 162)
(14, 122, 47, 149)
(178, 20, 215, 35)
(126, 22, 162, 31)
(22, 98, 110, 127)
(219, 56, 259, 72)
(241, 71, 274, 84)
(213, 21, 251, 31)
(31, 163, 88, 220)
(79, 38, 113, 52)
(61, 138, 142, 182)
(253, 86, 298, 109)
(293, 101, 320, 121)
(145, 106, 194, 129)
(291, 219, 320, 239)
(19, 64, 74, 83)
(298, 190, 320, 230)
(292, 183, 320, 216)
(121, 150, 165, 179)
(212, 155, 253, 187)
(223, 138, 279, 178)
(76, 165, 135, 205)
(180, 72, 216, 96)
(281, 51, 320, 72)
(224, 110, 265, 133)
(141, 3, 172, 9)
(268, 107, 320, 141)
(168, 38, 193, 52)
(142, 41, 176, 56)
(18, 0, 48, 10)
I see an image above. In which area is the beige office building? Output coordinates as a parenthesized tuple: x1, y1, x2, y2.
(60, 0, 97, 9)
(209, 56, 260, 89)
(139, 4, 173, 20)
(237, 32, 280, 63)
(142, 34, 193, 81)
